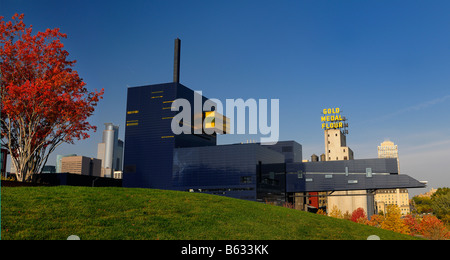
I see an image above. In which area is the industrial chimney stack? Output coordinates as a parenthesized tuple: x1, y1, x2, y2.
(173, 38, 181, 83)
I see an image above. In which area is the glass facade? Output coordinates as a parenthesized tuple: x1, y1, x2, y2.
(256, 163, 286, 204)
(173, 143, 285, 200)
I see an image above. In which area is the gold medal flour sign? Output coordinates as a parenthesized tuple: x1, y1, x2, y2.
(321, 108, 344, 130)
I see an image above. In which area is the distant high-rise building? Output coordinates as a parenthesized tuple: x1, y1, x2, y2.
(56, 154, 77, 173)
(375, 140, 409, 215)
(97, 123, 123, 178)
(378, 140, 399, 172)
(60, 156, 101, 177)
(378, 140, 398, 157)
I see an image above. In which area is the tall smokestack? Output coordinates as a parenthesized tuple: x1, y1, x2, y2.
(173, 38, 181, 83)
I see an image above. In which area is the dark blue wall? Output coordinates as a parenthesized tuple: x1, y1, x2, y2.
(123, 83, 177, 188)
(264, 141, 302, 163)
(172, 143, 285, 200)
(123, 82, 215, 188)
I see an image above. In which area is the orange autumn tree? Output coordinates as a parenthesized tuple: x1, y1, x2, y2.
(380, 205, 410, 235)
(419, 215, 450, 240)
(0, 14, 104, 181)
(403, 214, 420, 236)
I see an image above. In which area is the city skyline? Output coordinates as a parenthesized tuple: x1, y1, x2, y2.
(2, 0, 450, 196)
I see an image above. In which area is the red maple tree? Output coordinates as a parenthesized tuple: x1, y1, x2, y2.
(0, 14, 104, 181)
(350, 207, 367, 223)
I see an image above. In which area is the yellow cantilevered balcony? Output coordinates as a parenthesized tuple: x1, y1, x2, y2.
(203, 111, 230, 134)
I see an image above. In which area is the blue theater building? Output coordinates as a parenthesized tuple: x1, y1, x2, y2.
(122, 39, 425, 216)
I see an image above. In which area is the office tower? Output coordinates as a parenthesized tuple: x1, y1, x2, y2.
(56, 154, 77, 173)
(378, 140, 398, 157)
(60, 156, 101, 177)
(378, 140, 399, 172)
(375, 140, 409, 215)
(97, 123, 124, 178)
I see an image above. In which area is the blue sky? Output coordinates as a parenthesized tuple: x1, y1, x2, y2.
(2, 0, 450, 195)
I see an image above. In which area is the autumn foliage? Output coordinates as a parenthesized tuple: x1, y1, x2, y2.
(350, 207, 367, 224)
(0, 14, 104, 181)
(327, 204, 450, 239)
(402, 214, 420, 236)
(417, 215, 450, 240)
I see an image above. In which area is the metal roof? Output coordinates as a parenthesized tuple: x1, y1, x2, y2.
(286, 173, 426, 193)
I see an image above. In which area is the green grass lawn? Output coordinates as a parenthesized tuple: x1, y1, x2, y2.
(1, 186, 418, 240)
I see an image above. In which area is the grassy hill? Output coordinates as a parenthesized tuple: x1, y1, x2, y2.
(1, 186, 418, 240)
